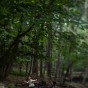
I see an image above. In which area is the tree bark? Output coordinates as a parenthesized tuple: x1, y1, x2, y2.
(28, 58, 33, 76)
(40, 58, 43, 77)
(62, 61, 74, 84)
(19, 62, 22, 74)
(83, 64, 88, 83)
(56, 26, 62, 82)
(32, 48, 38, 78)
(46, 24, 52, 79)
(25, 61, 29, 76)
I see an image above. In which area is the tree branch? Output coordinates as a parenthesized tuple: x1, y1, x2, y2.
(6, 23, 35, 54)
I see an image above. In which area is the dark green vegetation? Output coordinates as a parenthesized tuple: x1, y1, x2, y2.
(0, 0, 88, 85)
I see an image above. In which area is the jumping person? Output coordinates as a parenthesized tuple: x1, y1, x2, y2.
(24, 76, 37, 88)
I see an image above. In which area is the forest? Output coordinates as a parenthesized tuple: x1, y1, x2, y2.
(0, 0, 88, 88)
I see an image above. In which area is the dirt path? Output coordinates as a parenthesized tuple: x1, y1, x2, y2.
(65, 82, 87, 88)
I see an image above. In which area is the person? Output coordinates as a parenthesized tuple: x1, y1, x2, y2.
(51, 80, 56, 88)
(24, 76, 37, 88)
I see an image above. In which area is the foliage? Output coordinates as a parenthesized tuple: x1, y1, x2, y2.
(0, 0, 87, 80)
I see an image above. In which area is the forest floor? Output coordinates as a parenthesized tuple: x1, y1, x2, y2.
(65, 82, 87, 88)
(2, 75, 88, 88)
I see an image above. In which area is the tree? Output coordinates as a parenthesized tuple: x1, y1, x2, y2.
(0, 0, 85, 81)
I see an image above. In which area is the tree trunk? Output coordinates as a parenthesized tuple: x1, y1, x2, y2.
(62, 61, 74, 84)
(19, 62, 22, 74)
(82, 0, 88, 83)
(83, 64, 88, 83)
(56, 25, 62, 82)
(40, 58, 43, 77)
(32, 58, 38, 78)
(43, 61, 46, 78)
(56, 52, 62, 81)
(0, 40, 19, 80)
(25, 61, 29, 76)
(28, 58, 33, 76)
(46, 24, 52, 79)
(32, 48, 38, 78)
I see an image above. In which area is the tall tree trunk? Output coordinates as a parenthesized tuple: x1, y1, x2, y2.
(56, 23, 62, 82)
(25, 61, 29, 76)
(39, 41, 44, 78)
(82, 0, 88, 83)
(32, 57, 38, 78)
(46, 24, 52, 79)
(40, 57, 43, 77)
(83, 64, 88, 83)
(0, 40, 19, 80)
(43, 61, 46, 78)
(19, 62, 22, 74)
(56, 52, 62, 82)
(0, 43, 19, 80)
(62, 61, 74, 84)
(32, 48, 38, 78)
(28, 58, 33, 76)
